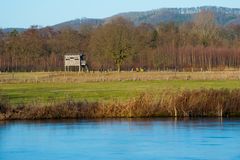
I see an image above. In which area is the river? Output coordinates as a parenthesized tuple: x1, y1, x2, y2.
(0, 118, 240, 160)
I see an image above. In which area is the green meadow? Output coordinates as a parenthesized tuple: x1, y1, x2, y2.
(1, 80, 240, 105)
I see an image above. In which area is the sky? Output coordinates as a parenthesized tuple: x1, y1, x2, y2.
(1, 0, 240, 28)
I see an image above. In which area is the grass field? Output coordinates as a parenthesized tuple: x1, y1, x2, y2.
(1, 72, 240, 119)
(1, 80, 240, 105)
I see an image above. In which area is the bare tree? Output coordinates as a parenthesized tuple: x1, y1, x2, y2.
(193, 11, 219, 71)
(89, 18, 135, 72)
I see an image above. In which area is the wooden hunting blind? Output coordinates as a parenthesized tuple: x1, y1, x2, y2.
(64, 54, 88, 71)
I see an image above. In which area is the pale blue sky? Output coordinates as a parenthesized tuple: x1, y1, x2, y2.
(1, 0, 240, 28)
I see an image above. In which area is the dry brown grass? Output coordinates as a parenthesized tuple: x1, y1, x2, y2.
(1, 89, 240, 120)
(1, 71, 240, 83)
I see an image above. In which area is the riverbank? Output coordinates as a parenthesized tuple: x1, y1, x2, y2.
(1, 89, 240, 120)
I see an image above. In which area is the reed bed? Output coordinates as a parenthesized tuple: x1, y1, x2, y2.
(1, 89, 240, 120)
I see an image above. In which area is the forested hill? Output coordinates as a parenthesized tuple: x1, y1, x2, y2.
(2, 6, 240, 32)
(53, 6, 240, 30)
(110, 6, 240, 26)
(52, 18, 104, 30)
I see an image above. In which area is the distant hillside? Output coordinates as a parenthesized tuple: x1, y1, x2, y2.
(52, 18, 104, 30)
(110, 6, 240, 26)
(52, 6, 240, 30)
(2, 28, 26, 33)
(2, 6, 240, 32)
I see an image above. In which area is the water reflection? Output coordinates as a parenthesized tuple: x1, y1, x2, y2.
(0, 118, 240, 160)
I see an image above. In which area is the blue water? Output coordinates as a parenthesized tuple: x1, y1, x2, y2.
(0, 118, 240, 160)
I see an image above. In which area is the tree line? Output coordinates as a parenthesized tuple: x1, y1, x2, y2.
(1, 11, 240, 72)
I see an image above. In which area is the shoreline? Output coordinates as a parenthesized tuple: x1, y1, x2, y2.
(1, 89, 240, 121)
